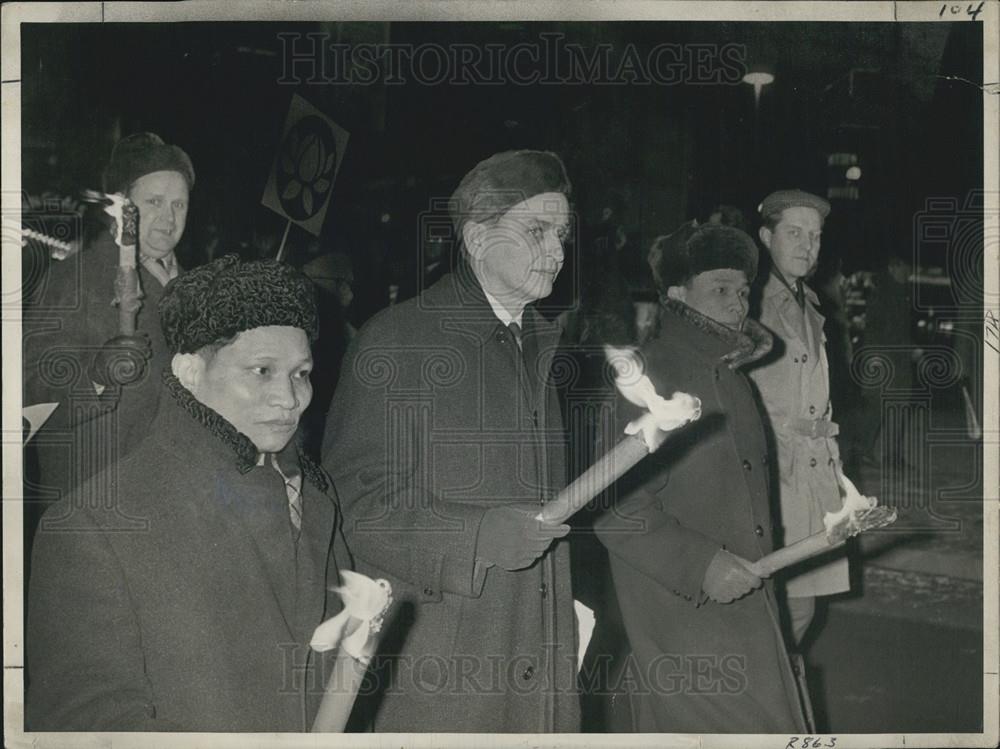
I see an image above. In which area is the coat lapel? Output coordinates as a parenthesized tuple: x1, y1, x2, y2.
(513, 322, 535, 409)
(523, 308, 561, 421)
(434, 264, 536, 412)
(295, 478, 339, 640)
(209, 463, 298, 638)
(762, 275, 806, 344)
(803, 288, 826, 351)
(158, 374, 335, 644)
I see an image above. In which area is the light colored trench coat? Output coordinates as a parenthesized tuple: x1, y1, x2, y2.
(749, 274, 850, 597)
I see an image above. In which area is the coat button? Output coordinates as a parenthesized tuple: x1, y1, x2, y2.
(539, 582, 548, 598)
(754, 525, 764, 537)
(742, 459, 752, 472)
(495, 328, 508, 344)
(522, 666, 535, 680)
(802, 353, 808, 363)
(809, 405, 816, 415)
(809, 457, 817, 468)
(423, 587, 435, 597)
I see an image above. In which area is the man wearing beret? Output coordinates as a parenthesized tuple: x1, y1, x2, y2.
(27, 256, 351, 731)
(748, 190, 858, 647)
(322, 150, 579, 732)
(23, 132, 194, 516)
(595, 224, 808, 732)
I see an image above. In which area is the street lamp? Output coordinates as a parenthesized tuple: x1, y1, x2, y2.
(743, 65, 775, 106)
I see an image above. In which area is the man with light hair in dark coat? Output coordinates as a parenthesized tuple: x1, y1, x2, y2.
(23, 132, 194, 516)
(323, 150, 580, 732)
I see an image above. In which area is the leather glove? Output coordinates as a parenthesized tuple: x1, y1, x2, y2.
(476, 505, 570, 571)
(89, 334, 153, 387)
(702, 549, 762, 604)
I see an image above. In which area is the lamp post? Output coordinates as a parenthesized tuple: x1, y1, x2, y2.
(743, 63, 775, 197)
(743, 68, 775, 108)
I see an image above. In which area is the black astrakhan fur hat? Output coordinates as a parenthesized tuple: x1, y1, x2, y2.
(651, 223, 758, 291)
(159, 254, 318, 354)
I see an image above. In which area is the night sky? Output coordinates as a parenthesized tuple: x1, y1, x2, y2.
(20, 20, 985, 308)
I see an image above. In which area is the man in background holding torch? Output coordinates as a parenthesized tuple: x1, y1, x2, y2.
(595, 223, 809, 733)
(23, 132, 194, 510)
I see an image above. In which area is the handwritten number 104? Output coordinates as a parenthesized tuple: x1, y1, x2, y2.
(786, 738, 837, 749)
(940, 2, 985, 20)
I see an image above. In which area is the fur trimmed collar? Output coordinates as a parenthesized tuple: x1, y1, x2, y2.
(162, 371, 328, 491)
(659, 297, 773, 369)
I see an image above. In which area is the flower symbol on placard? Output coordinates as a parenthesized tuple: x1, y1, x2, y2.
(276, 115, 338, 221)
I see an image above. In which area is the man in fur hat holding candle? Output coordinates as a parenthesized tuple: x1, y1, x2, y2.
(27, 256, 351, 731)
(322, 150, 579, 732)
(23, 132, 194, 520)
(595, 223, 808, 733)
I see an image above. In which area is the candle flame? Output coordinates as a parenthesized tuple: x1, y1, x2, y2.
(604, 345, 701, 451)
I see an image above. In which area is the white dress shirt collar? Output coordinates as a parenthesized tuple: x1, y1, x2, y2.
(482, 289, 523, 328)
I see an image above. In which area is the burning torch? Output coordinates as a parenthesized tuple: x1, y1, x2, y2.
(310, 571, 393, 732)
(747, 470, 897, 578)
(307, 345, 701, 730)
(82, 190, 143, 335)
(538, 345, 702, 524)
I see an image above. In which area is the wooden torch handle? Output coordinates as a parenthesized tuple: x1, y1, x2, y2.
(538, 433, 650, 524)
(747, 533, 844, 578)
(311, 648, 369, 732)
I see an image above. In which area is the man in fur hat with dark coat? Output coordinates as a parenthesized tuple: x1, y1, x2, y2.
(322, 150, 580, 732)
(595, 224, 808, 733)
(23, 132, 194, 515)
(27, 256, 351, 731)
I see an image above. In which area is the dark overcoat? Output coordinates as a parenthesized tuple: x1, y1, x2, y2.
(322, 264, 580, 732)
(595, 299, 807, 733)
(23, 233, 177, 500)
(26, 374, 351, 731)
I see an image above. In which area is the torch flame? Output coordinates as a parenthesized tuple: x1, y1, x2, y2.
(605, 345, 702, 451)
(310, 570, 392, 660)
(102, 193, 128, 249)
(823, 467, 878, 538)
(82, 189, 130, 248)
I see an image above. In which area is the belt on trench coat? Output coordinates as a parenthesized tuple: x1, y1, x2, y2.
(780, 417, 840, 439)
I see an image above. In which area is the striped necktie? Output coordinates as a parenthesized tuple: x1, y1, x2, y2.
(268, 454, 303, 540)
